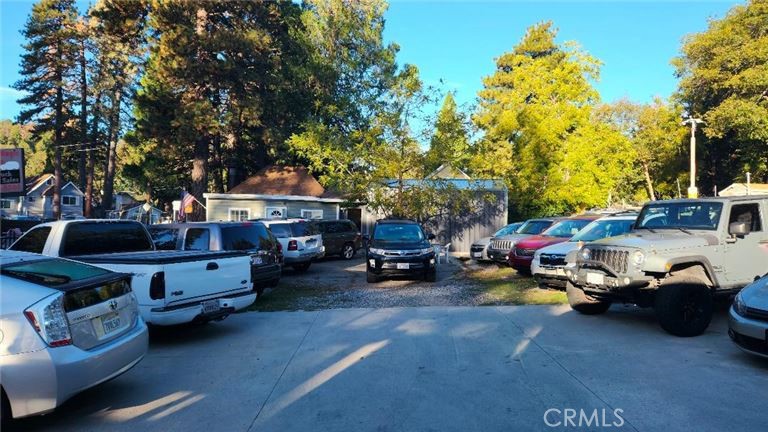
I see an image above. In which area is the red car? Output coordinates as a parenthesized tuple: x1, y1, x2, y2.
(507, 215, 600, 273)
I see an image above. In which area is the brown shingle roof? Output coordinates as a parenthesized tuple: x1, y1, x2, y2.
(229, 166, 335, 198)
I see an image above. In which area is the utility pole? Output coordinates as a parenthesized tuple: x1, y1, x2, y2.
(682, 116, 704, 198)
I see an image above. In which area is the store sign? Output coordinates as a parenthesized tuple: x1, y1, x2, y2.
(0, 148, 25, 197)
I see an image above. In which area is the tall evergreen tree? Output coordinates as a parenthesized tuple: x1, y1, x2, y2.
(424, 92, 471, 173)
(14, 0, 80, 220)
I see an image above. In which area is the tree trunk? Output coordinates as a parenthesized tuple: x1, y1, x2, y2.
(84, 96, 101, 218)
(53, 47, 64, 220)
(101, 88, 122, 213)
(642, 162, 655, 201)
(191, 134, 209, 221)
(78, 37, 87, 191)
(212, 132, 224, 193)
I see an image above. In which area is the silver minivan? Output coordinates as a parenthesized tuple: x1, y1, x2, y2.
(0, 250, 148, 424)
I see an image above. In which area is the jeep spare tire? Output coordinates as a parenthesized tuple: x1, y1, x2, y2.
(566, 281, 612, 315)
(654, 275, 713, 337)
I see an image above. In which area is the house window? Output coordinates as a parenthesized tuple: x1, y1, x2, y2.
(301, 209, 323, 220)
(0, 199, 12, 209)
(229, 208, 250, 221)
(265, 206, 286, 219)
(62, 195, 78, 206)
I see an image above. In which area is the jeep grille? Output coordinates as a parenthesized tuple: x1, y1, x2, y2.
(591, 248, 629, 274)
(491, 240, 514, 251)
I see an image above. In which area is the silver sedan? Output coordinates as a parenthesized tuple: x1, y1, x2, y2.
(729, 274, 768, 359)
(0, 250, 148, 424)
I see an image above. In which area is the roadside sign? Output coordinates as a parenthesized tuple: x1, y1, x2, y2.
(0, 148, 25, 197)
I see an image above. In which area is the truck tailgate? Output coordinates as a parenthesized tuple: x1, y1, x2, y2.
(163, 254, 251, 307)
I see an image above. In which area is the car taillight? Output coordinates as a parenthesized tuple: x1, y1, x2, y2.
(150, 271, 166, 300)
(24, 294, 72, 347)
(288, 240, 298, 251)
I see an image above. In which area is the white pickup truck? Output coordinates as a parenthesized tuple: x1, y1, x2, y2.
(9, 220, 255, 326)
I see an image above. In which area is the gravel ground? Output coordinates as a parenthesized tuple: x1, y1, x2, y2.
(250, 256, 550, 311)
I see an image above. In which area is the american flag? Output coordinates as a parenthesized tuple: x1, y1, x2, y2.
(180, 190, 196, 219)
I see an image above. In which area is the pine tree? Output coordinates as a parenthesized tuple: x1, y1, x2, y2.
(14, 0, 80, 220)
(425, 92, 471, 173)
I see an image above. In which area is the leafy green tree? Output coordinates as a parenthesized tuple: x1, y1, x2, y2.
(424, 92, 471, 173)
(472, 22, 629, 218)
(674, 0, 768, 189)
(14, 0, 80, 219)
(0, 120, 50, 177)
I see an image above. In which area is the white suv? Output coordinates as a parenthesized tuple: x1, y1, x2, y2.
(260, 219, 325, 272)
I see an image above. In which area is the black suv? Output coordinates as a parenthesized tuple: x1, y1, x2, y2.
(147, 222, 282, 296)
(365, 219, 436, 283)
(311, 219, 362, 260)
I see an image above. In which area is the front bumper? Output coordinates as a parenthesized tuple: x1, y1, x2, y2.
(251, 263, 282, 286)
(367, 253, 436, 276)
(729, 306, 768, 358)
(1, 318, 148, 419)
(509, 255, 533, 270)
(532, 265, 568, 289)
(143, 291, 257, 326)
(470, 245, 489, 261)
(486, 248, 510, 263)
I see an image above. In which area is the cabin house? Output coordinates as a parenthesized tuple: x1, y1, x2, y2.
(0, 174, 84, 219)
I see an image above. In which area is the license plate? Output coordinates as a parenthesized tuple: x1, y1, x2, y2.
(251, 256, 263, 265)
(586, 272, 604, 285)
(472, 252, 482, 258)
(202, 299, 220, 314)
(101, 313, 121, 335)
(397, 263, 410, 270)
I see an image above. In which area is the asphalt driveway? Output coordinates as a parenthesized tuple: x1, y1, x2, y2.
(10, 305, 768, 432)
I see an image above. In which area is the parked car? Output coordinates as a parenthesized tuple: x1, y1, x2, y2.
(486, 218, 559, 264)
(470, 222, 523, 262)
(532, 213, 637, 289)
(365, 219, 436, 283)
(147, 221, 281, 296)
(8, 220, 255, 326)
(566, 196, 768, 337)
(729, 274, 768, 358)
(507, 215, 600, 273)
(0, 250, 148, 423)
(259, 219, 324, 272)
(310, 219, 362, 260)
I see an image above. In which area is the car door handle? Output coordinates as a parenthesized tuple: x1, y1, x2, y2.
(206, 262, 219, 271)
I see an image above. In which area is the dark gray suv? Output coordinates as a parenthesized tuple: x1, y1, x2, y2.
(311, 219, 362, 260)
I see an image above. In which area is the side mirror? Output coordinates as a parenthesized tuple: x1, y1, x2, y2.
(428, 233, 436, 241)
(729, 221, 750, 237)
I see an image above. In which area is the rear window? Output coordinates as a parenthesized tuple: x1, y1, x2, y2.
(290, 221, 317, 237)
(148, 227, 179, 250)
(62, 222, 153, 256)
(221, 225, 273, 251)
(2, 258, 111, 287)
(10, 226, 51, 254)
(268, 223, 293, 238)
(184, 228, 210, 251)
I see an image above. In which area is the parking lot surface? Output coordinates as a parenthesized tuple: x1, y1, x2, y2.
(11, 305, 767, 432)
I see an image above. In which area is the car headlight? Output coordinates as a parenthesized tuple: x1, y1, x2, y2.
(369, 248, 385, 255)
(580, 247, 591, 261)
(631, 251, 646, 266)
(733, 292, 748, 317)
(420, 247, 434, 255)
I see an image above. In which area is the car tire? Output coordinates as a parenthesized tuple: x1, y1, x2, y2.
(366, 271, 379, 283)
(341, 243, 355, 260)
(292, 262, 311, 272)
(566, 281, 612, 315)
(254, 285, 265, 297)
(424, 270, 437, 282)
(654, 275, 713, 337)
(2, 387, 12, 429)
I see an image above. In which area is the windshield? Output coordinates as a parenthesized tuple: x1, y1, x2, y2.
(517, 220, 552, 235)
(1, 258, 110, 287)
(571, 219, 636, 242)
(373, 224, 425, 242)
(636, 202, 723, 231)
(542, 219, 593, 238)
(494, 222, 522, 237)
(221, 225, 272, 250)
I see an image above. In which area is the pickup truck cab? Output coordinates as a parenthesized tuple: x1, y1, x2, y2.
(9, 220, 255, 326)
(147, 221, 281, 296)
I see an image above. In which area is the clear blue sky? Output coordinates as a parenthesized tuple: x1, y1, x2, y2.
(0, 0, 741, 121)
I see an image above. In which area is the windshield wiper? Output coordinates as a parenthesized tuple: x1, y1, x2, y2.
(636, 227, 657, 234)
(676, 227, 693, 235)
